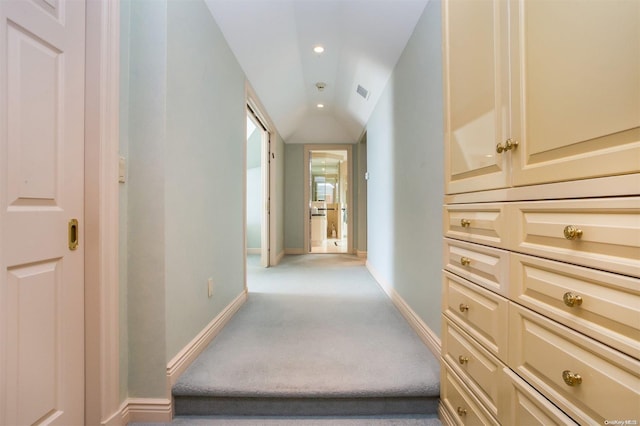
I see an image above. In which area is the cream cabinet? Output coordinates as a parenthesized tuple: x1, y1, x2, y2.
(509, 304, 640, 425)
(509, 0, 640, 187)
(443, 0, 510, 195)
(441, 1, 640, 425)
(444, 0, 640, 195)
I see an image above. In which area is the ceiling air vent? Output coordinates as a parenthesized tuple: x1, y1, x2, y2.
(356, 84, 370, 100)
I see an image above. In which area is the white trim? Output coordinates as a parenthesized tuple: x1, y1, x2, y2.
(274, 249, 285, 265)
(366, 261, 441, 359)
(84, 0, 121, 424)
(246, 248, 261, 255)
(285, 248, 305, 255)
(166, 290, 248, 387)
(246, 82, 275, 269)
(356, 250, 367, 259)
(438, 401, 455, 426)
(108, 398, 172, 425)
(444, 173, 640, 204)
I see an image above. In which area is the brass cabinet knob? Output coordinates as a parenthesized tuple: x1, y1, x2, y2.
(562, 370, 582, 386)
(563, 292, 583, 307)
(496, 138, 519, 153)
(563, 225, 583, 240)
(460, 218, 471, 228)
(457, 406, 468, 416)
(460, 257, 472, 266)
(458, 355, 469, 364)
(459, 303, 470, 312)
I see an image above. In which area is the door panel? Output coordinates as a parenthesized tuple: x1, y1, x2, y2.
(1, 0, 85, 424)
(511, 0, 640, 186)
(443, 0, 510, 194)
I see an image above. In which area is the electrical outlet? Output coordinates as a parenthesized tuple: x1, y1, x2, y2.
(207, 278, 214, 298)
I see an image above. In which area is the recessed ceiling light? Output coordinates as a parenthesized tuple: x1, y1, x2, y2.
(313, 45, 325, 54)
(317, 103, 324, 108)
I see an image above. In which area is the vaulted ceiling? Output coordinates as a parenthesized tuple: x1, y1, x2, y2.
(204, 0, 429, 144)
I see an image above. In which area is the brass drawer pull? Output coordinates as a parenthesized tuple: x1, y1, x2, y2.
(562, 370, 582, 386)
(563, 225, 583, 240)
(563, 292, 583, 307)
(459, 303, 470, 312)
(458, 355, 469, 364)
(460, 257, 471, 266)
(460, 218, 471, 228)
(496, 138, 519, 153)
(457, 406, 467, 416)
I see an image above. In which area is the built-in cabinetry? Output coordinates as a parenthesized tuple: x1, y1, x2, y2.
(440, 1, 640, 424)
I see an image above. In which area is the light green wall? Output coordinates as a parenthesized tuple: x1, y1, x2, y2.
(273, 132, 286, 258)
(246, 168, 261, 249)
(121, 0, 248, 398)
(246, 128, 262, 249)
(284, 144, 304, 250)
(356, 134, 368, 253)
(126, 0, 168, 398)
(365, 0, 443, 336)
(165, 0, 246, 361)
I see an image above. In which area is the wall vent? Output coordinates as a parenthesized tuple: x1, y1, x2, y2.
(356, 84, 370, 100)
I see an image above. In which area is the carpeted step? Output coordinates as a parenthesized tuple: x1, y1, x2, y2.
(130, 414, 442, 425)
(172, 394, 439, 417)
(172, 255, 441, 419)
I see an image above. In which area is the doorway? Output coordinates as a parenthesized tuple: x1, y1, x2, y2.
(246, 107, 270, 268)
(304, 145, 352, 254)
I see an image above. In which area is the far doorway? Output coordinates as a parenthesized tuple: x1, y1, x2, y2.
(304, 146, 352, 254)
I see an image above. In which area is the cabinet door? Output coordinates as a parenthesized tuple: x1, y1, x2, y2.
(510, 0, 640, 186)
(443, 0, 510, 194)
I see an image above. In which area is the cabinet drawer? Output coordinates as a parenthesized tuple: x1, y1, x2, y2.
(441, 362, 497, 426)
(442, 316, 505, 419)
(444, 238, 509, 297)
(444, 203, 507, 249)
(511, 253, 640, 359)
(443, 271, 508, 361)
(499, 367, 577, 426)
(508, 303, 640, 425)
(510, 197, 640, 278)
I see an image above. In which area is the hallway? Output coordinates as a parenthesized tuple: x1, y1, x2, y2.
(167, 255, 441, 424)
(117, 0, 446, 422)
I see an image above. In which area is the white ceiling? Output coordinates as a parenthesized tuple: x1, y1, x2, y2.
(204, 0, 429, 144)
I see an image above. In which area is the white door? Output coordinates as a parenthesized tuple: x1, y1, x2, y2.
(0, 1, 85, 424)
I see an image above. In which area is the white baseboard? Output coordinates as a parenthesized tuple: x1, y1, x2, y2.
(166, 290, 248, 387)
(246, 248, 261, 255)
(366, 261, 441, 359)
(105, 398, 172, 425)
(284, 248, 305, 255)
(102, 290, 248, 425)
(356, 250, 367, 259)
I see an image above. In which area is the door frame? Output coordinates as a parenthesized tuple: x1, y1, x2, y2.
(303, 144, 354, 254)
(245, 83, 276, 274)
(84, 0, 121, 423)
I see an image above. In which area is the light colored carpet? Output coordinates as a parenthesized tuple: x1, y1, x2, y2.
(133, 414, 442, 425)
(172, 254, 440, 416)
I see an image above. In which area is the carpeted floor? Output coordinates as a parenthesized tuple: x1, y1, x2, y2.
(134, 254, 442, 424)
(135, 414, 442, 425)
